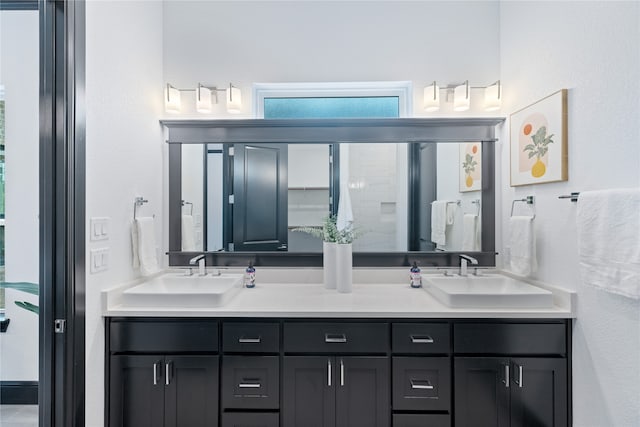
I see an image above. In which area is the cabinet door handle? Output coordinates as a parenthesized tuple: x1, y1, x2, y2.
(153, 362, 159, 386)
(410, 379, 434, 390)
(327, 359, 332, 387)
(515, 364, 523, 388)
(239, 378, 261, 389)
(503, 364, 510, 388)
(340, 359, 345, 387)
(238, 336, 261, 344)
(410, 335, 434, 344)
(165, 361, 172, 386)
(325, 333, 347, 343)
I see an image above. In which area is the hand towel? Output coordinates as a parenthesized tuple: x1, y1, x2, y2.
(462, 214, 480, 251)
(133, 217, 159, 276)
(577, 189, 640, 299)
(182, 215, 197, 251)
(509, 216, 537, 276)
(431, 201, 447, 246)
(446, 203, 456, 226)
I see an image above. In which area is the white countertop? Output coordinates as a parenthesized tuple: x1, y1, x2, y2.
(102, 268, 575, 319)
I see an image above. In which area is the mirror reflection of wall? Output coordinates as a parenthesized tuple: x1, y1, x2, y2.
(181, 144, 204, 251)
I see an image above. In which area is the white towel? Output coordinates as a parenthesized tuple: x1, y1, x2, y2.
(132, 217, 159, 276)
(337, 184, 354, 234)
(182, 215, 196, 251)
(577, 189, 640, 299)
(446, 203, 456, 226)
(431, 201, 447, 246)
(509, 216, 537, 276)
(462, 214, 480, 251)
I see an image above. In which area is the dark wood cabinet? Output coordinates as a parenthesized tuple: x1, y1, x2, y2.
(109, 355, 218, 427)
(105, 318, 570, 427)
(453, 321, 569, 427)
(282, 356, 389, 427)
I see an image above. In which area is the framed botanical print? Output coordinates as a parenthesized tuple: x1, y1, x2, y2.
(510, 89, 568, 186)
(460, 142, 481, 192)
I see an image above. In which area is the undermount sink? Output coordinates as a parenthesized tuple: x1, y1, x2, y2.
(425, 275, 554, 309)
(122, 273, 244, 308)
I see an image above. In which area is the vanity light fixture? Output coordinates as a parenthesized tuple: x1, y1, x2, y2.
(164, 82, 242, 114)
(195, 84, 213, 113)
(226, 83, 242, 114)
(423, 81, 440, 112)
(422, 79, 503, 112)
(484, 80, 502, 111)
(453, 80, 470, 112)
(165, 84, 181, 113)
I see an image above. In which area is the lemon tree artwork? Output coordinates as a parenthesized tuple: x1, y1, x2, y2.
(522, 123, 554, 178)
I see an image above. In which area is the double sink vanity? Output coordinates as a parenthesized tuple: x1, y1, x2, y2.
(102, 267, 574, 427)
(104, 118, 574, 426)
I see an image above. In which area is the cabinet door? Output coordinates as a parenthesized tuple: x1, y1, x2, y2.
(335, 357, 390, 427)
(454, 357, 510, 427)
(282, 356, 335, 427)
(510, 358, 568, 427)
(109, 355, 164, 427)
(164, 355, 219, 427)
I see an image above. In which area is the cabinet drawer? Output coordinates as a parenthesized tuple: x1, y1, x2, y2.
(109, 319, 218, 353)
(221, 412, 279, 427)
(283, 322, 388, 354)
(392, 323, 450, 354)
(393, 414, 450, 427)
(222, 356, 279, 409)
(223, 322, 280, 353)
(392, 357, 450, 411)
(454, 323, 566, 355)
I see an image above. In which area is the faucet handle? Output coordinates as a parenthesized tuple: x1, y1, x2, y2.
(184, 267, 194, 276)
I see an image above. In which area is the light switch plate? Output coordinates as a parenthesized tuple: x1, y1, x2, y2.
(90, 217, 110, 241)
(90, 247, 109, 273)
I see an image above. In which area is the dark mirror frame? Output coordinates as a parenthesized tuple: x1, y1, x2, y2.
(162, 118, 504, 268)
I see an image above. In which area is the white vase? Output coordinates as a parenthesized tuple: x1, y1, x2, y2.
(336, 243, 353, 293)
(323, 241, 337, 289)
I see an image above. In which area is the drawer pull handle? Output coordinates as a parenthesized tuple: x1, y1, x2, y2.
(325, 333, 347, 343)
(503, 364, 510, 388)
(515, 364, 523, 388)
(165, 361, 172, 386)
(153, 362, 159, 386)
(238, 336, 261, 344)
(410, 379, 434, 390)
(327, 359, 332, 387)
(410, 335, 434, 344)
(239, 383, 261, 389)
(340, 358, 345, 386)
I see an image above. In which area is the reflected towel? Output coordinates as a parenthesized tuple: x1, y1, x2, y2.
(132, 217, 159, 276)
(577, 189, 640, 299)
(446, 203, 456, 226)
(431, 201, 447, 246)
(182, 215, 196, 251)
(509, 216, 537, 276)
(462, 214, 480, 251)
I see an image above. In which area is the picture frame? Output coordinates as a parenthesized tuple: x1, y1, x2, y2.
(459, 142, 482, 192)
(510, 89, 568, 186)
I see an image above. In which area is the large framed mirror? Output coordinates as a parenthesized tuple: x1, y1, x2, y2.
(164, 118, 503, 267)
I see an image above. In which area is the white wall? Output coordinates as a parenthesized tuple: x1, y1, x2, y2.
(0, 9, 39, 382)
(499, 2, 640, 426)
(163, 0, 501, 118)
(85, 1, 164, 426)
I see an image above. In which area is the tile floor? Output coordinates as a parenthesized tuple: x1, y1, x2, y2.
(0, 405, 38, 427)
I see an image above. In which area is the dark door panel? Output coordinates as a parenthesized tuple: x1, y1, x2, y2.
(282, 356, 335, 427)
(233, 143, 288, 251)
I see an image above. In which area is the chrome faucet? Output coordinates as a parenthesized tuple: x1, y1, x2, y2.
(459, 254, 478, 277)
(189, 254, 206, 276)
